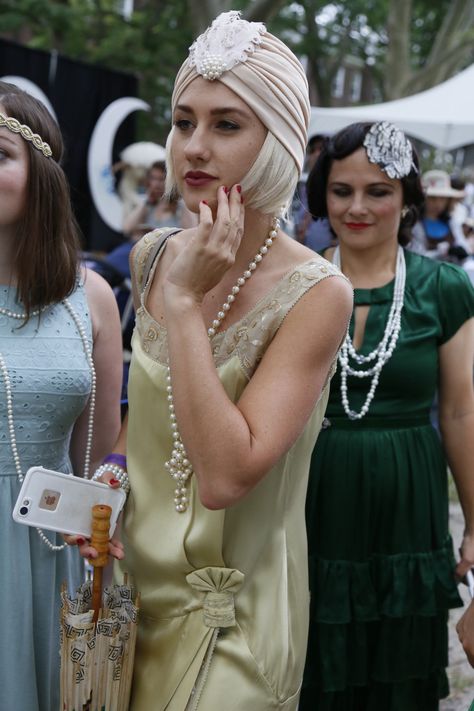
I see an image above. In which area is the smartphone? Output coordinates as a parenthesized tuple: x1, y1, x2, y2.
(12, 466, 126, 538)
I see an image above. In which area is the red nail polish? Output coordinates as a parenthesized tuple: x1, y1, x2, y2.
(77, 537, 85, 546)
(110, 478, 119, 485)
(224, 186, 229, 194)
(236, 185, 242, 193)
(202, 200, 208, 206)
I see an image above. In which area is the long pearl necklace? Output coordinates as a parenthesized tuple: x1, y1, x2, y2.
(164, 217, 280, 512)
(0, 298, 97, 550)
(332, 245, 406, 420)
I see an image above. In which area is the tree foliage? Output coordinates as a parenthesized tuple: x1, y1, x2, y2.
(288, 0, 474, 103)
(1, 0, 473, 140)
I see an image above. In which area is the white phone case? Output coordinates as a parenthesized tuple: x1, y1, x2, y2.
(12, 466, 126, 537)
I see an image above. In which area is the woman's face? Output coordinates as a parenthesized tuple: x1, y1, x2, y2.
(147, 167, 166, 202)
(326, 147, 404, 250)
(0, 104, 29, 235)
(425, 195, 449, 218)
(170, 77, 267, 213)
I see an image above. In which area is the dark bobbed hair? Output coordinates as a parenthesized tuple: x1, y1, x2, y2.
(306, 122, 425, 245)
(0, 81, 80, 318)
(148, 160, 166, 174)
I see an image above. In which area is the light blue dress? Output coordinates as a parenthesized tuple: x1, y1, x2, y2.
(0, 282, 92, 711)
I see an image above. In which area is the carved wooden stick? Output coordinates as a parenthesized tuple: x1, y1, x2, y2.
(90, 504, 111, 623)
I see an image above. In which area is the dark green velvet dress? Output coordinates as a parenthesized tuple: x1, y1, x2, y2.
(301, 250, 474, 711)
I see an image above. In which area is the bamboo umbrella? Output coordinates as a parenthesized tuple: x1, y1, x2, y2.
(59, 504, 139, 711)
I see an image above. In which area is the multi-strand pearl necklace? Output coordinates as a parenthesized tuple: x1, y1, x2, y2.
(332, 245, 406, 420)
(0, 298, 97, 550)
(164, 217, 280, 512)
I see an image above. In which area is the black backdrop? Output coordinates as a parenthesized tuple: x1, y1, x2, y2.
(0, 38, 138, 252)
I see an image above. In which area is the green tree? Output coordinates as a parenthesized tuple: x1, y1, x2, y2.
(386, 0, 474, 98)
(1, 0, 473, 133)
(0, 0, 290, 140)
(288, 0, 474, 104)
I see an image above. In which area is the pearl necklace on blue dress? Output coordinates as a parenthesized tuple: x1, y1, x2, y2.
(332, 245, 406, 420)
(0, 298, 97, 551)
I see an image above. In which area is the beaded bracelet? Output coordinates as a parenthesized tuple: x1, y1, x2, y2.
(92, 463, 130, 495)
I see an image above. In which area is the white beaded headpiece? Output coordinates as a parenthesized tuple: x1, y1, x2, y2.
(188, 11, 265, 81)
(363, 121, 415, 180)
(0, 111, 52, 158)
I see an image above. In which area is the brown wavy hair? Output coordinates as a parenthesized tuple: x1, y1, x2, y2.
(0, 81, 80, 318)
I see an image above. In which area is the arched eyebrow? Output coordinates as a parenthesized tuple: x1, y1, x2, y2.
(328, 180, 395, 189)
(175, 104, 252, 119)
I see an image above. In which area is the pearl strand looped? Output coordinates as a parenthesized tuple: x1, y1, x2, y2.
(0, 305, 43, 320)
(1, 298, 96, 551)
(333, 246, 406, 420)
(165, 217, 280, 512)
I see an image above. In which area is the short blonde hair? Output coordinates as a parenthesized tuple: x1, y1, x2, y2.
(165, 129, 299, 216)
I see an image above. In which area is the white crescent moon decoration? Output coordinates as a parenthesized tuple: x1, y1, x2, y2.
(87, 97, 150, 232)
(0, 75, 58, 121)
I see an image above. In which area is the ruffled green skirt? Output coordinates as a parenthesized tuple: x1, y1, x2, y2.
(301, 419, 463, 711)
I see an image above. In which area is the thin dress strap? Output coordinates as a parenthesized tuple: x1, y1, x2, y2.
(132, 227, 181, 297)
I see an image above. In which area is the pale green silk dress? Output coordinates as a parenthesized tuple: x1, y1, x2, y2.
(117, 229, 343, 710)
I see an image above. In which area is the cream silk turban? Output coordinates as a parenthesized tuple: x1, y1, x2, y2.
(171, 11, 310, 175)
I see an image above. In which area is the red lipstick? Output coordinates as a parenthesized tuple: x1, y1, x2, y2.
(345, 222, 371, 231)
(184, 171, 217, 187)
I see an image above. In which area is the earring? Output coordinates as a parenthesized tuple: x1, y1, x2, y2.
(401, 206, 409, 218)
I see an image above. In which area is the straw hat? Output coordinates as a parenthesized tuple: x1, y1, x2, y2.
(422, 170, 465, 198)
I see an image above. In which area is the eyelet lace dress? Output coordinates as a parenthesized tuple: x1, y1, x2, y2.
(0, 282, 93, 711)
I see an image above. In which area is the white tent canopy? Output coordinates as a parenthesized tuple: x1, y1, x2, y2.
(309, 63, 474, 150)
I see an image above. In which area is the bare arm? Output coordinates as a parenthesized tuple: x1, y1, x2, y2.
(457, 597, 474, 667)
(69, 269, 123, 475)
(166, 276, 351, 509)
(438, 317, 474, 577)
(163, 187, 352, 509)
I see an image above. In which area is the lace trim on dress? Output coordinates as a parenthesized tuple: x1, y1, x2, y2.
(133, 230, 345, 378)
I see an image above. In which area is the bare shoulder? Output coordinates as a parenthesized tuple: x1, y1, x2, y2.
(279, 253, 353, 341)
(275, 233, 350, 299)
(298, 266, 353, 313)
(277, 230, 319, 262)
(81, 266, 116, 303)
(81, 267, 121, 338)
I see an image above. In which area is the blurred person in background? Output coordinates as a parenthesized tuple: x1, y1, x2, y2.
(123, 159, 195, 238)
(294, 133, 333, 251)
(410, 169, 465, 260)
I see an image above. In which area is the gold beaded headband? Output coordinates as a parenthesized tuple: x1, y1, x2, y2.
(0, 111, 52, 158)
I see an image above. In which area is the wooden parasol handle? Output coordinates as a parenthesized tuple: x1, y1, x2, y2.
(90, 504, 112, 622)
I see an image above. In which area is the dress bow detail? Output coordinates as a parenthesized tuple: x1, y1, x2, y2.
(186, 567, 245, 628)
